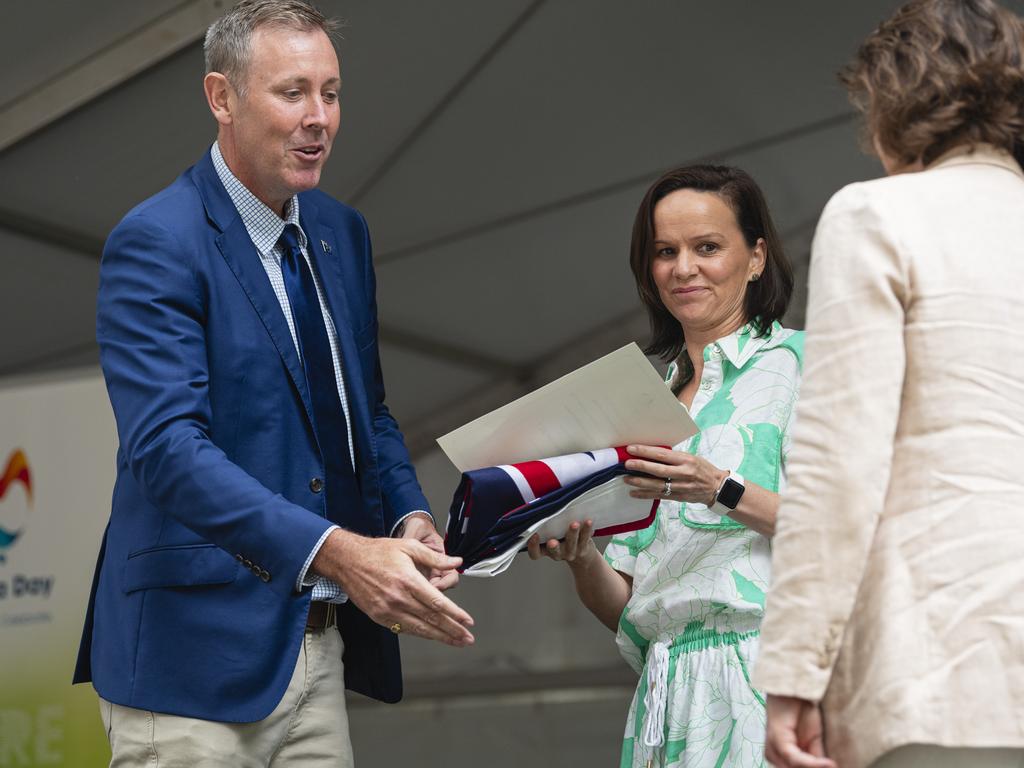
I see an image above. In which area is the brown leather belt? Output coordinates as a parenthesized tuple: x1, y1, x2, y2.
(306, 601, 337, 631)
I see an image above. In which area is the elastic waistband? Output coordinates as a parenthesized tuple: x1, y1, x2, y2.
(644, 624, 759, 661)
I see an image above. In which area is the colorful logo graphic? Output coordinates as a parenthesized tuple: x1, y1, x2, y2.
(0, 449, 32, 559)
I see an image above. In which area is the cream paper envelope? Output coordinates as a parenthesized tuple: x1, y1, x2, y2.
(437, 342, 697, 472)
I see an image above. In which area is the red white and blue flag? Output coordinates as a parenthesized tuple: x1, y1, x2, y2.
(445, 446, 659, 575)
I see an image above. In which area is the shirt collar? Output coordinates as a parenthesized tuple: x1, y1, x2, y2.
(710, 320, 784, 369)
(210, 141, 305, 255)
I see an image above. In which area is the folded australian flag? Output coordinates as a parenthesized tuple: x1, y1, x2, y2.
(444, 446, 659, 574)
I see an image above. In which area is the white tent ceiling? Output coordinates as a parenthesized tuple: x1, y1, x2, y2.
(1, 0, 903, 396)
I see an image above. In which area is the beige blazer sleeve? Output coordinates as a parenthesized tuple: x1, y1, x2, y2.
(752, 183, 909, 699)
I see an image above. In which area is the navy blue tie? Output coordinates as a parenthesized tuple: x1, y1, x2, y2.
(278, 224, 360, 520)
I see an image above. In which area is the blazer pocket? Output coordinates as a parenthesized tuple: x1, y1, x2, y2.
(123, 543, 239, 593)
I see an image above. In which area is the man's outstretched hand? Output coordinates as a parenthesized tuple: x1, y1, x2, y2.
(397, 513, 460, 591)
(311, 526, 474, 647)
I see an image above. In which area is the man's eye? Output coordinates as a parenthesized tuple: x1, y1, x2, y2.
(283, 90, 302, 99)
(323, 92, 339, 103)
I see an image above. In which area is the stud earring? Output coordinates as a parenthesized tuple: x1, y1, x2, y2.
(749, 273, 761, 282)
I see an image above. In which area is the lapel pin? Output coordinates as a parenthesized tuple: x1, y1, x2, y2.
(320, 239, 332, 254)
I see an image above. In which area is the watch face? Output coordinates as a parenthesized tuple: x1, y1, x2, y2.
(717, 477, 745, 509)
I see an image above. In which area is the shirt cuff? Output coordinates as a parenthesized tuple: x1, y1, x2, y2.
(390, 510, 434, 538)
(296, 525, 341, 591)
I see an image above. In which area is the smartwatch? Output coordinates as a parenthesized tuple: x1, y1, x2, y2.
(710, 472, 745, 515)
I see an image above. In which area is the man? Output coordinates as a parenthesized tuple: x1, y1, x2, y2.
(73, 2, 474, 764)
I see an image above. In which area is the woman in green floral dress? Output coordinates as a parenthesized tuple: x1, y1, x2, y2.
(528, 165, 802, 768)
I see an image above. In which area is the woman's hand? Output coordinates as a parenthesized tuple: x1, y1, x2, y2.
(527, 519, 598, 570)
(764, 695, 836, 768)
(623, 444, 727, 506)
(527, 519, 632, 632)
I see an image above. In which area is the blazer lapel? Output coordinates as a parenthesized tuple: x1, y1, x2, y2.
(190, 150, 315, 426)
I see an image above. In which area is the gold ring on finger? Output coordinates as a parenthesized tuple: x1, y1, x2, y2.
(389, 622, 403, 634)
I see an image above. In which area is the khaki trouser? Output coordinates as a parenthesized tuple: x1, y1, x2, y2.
(99, 626, 353, 767)
(872, 745, 1024, 768)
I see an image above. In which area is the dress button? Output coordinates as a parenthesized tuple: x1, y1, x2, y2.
(700, 380, 712, 391)
(259, 570, 271, 583)
(235, 554, 244, 563)
(309, 477, 324, 493)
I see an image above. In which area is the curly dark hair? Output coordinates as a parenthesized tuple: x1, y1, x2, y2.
(840, 0, 1024, 167)
(630, 165, 793, 365)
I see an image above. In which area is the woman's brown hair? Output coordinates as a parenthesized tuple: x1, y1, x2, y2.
(629, 164, 794, 365)
(841, 0, 1024, 167)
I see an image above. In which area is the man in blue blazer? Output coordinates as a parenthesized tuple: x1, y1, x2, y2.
(74, 1, 474, 764)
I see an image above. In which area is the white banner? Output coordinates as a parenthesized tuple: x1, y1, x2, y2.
(0, 368, 115, 766)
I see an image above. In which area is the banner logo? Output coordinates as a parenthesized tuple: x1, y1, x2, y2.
(0, 449, 32, 560)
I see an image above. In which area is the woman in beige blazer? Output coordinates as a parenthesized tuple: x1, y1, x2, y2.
(753, 1, 1024, 767)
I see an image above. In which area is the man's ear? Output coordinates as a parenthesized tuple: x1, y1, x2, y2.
(204, 72, 234, 126)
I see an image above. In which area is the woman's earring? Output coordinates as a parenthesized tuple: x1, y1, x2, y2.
(749, 273, 761, 282)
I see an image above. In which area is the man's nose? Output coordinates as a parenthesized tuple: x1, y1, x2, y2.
(304, 96, 329, 130)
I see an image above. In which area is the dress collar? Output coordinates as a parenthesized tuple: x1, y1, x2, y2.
(708, 320, 785, 369)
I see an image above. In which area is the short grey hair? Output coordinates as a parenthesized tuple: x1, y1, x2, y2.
(204, 0, 338, 94)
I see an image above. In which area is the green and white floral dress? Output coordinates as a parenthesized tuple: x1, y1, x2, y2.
(604, 322, 803, 768)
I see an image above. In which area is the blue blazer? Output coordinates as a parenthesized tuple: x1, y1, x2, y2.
(73, 149, 428, 720)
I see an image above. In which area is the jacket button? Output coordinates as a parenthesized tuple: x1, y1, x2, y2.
(309, 477, 324, 493)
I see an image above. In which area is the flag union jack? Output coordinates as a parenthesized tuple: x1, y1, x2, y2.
(445, 446, 659, 575)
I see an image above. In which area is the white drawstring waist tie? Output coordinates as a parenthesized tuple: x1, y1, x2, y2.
(641, 640, 670, 768)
